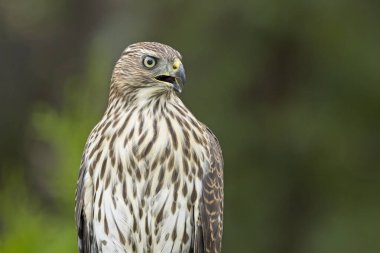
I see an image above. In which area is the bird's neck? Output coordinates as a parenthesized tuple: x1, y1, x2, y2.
(105, 86, 180, 118)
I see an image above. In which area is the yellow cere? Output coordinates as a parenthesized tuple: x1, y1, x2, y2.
(172, 58, 182, 70)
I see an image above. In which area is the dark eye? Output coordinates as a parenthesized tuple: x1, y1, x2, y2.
(143, 56, 157, 68)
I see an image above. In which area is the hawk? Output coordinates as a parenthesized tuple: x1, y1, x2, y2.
(75, 42, 224, 253)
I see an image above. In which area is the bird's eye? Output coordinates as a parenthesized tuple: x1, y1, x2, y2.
(143, 56, 157, 68)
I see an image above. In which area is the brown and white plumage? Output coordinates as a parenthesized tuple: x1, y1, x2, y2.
(75, 42, 223, 253)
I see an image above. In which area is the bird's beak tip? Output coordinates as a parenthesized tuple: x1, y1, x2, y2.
(173, 80, 182, 93)
(172, 65, 186, 93)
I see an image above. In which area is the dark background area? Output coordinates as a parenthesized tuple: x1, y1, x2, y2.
(0, 0, 379, 252)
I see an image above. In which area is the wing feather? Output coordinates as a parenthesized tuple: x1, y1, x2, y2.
(195, 127, 224, 253)
(75, 146, 95, 253)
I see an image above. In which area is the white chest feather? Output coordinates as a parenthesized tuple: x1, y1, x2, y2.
(83, 98, 209, 253)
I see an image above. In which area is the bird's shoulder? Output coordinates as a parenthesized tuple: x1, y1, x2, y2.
(201, 124, 223, 169)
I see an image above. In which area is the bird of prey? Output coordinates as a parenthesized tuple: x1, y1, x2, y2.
(75, 42, 223, 253)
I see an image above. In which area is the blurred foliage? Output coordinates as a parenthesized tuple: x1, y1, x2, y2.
(0, 43, 109, 252)
(1, 0, 380, 252)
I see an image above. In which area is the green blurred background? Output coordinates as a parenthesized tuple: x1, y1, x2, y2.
(0, 0, 380, 252)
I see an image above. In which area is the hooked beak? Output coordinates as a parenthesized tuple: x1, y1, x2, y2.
(155, 59, 186, 93)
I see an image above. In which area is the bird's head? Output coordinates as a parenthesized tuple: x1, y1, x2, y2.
(111, 42, 186, 97)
